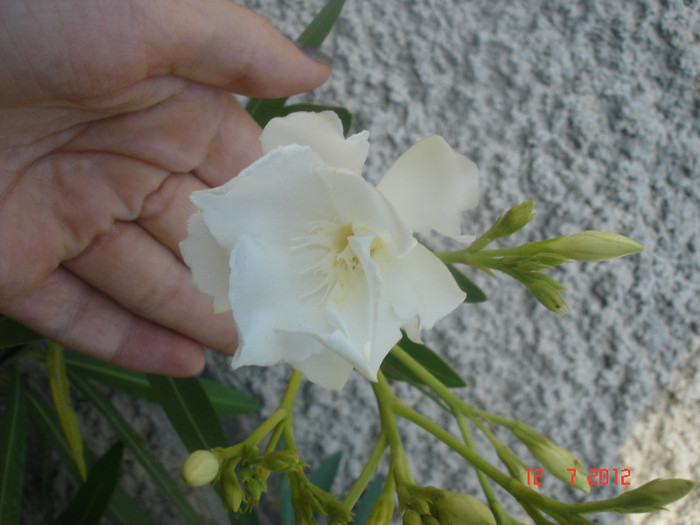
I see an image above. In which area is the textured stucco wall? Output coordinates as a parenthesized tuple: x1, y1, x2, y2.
(225, 1, 700, 524)
(17, 1, 699, 524)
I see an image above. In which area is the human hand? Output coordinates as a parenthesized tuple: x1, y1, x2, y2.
(0, 0, 331, 375)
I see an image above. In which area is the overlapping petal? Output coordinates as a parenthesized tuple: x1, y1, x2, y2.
(376, 135, 479, 237)
(261, 111, 369, 173)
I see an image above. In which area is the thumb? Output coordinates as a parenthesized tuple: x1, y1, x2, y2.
(153, 0, 332, 97)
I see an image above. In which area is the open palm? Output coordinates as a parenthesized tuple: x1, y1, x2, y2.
(0, 0, 331, 374)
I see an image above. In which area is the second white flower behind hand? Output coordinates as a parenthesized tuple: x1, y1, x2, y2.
(181, 111, 479, 390)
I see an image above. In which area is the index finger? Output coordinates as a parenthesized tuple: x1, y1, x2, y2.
(149, 0, 332, 98)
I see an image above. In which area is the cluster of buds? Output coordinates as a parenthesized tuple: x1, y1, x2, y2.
(288, 471, 353, 525)
(461, 202, 644, 314)
(400, 485, 496, 525)
(180, 445, 305, 513)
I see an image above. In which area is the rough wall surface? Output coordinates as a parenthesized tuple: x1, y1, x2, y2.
(15, 1, 698, 524)
(227, 0, 700, 523)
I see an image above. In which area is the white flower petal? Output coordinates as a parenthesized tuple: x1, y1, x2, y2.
(385, 243, 465, 331)
(179, 212, 231, 313)
(294, 350, 355, 391)
(228, 236, 331, 368)
(323, 169, 416, 256)
(376, 135, 479, 237)
(261, 111, 369, 173)
(191, 146, 335, 248)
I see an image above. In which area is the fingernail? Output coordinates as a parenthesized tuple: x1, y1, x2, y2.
(295, 42, 332, 66)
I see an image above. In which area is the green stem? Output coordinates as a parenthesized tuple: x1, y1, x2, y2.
(371, 372, 414, 487)
(341, 432, 388, 509)
(454, 411, 502, 516)
(392, 402, 569, 516)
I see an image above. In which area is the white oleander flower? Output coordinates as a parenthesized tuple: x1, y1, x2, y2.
(180, 112, 479, 390)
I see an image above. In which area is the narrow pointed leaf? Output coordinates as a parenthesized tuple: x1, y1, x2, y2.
(68, 371, 202, 524)
(62, 350, 259, 415)
(309, 451, 342, 492)
(246, 0, 346, 127)
(297, 0, 346, 48)
(447, 264, 488, 303)
(352, 475, 385, 525)
(25, 388, 155, 525)
(0, 315, 43, 347)
(279, 472, 294, 525)
(52, 441, 124, 525)
(381, 335, 466, 388)
(0, 369, 27, 525)
(47, 342, 87, 479)
(147, 375, 228, 450)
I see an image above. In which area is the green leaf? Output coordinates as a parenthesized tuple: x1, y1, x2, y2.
(47, 342, 87, 479)
(147, 375, 228, 451)
(52, 441, 124, 525)
(25, 388, 155, 525)
(296, 0, 347, 48)
(0, 315, 43, 348)
(0, 369, 27, 525)
(246, 0, 347, 127)
(447, 264, 488, 303)
(198, 377, 260, 416)
(352, 475, 385, 525)
(68, 371, 203, 525)
(309, 451, 342, 492)
(277, 103, 353, 137)
(279, 472, 294, 525)
(381, 335, 466, 388)
(62, 350, 259, 415)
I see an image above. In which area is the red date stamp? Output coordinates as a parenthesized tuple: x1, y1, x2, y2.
(525, 468, 631, 486)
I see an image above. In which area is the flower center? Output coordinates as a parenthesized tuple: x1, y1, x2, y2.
(293, 219, 373, 303)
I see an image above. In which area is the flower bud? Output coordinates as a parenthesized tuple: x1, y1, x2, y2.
(510, 422, 589, 493)
(542, 231, 643, 262)
(220, 471, 244, 513)
(406, 495, 431, 515)
(433, 492, 496, 525)
(180, 450, 220, 487)
(402, 509, 422, 525)
(493, 201, 536, 238)
(365, 496, 395, 524)
(610, 478, 696, 513)
(495, 443, 536, 492)
(260, 450, 304, 472)
(528, 280, 569, 314)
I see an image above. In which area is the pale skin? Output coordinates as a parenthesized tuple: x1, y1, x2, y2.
(0, 0, 331, 375)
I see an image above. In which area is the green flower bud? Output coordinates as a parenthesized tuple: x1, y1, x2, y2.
(180, 450, 220, 487)
(542, 231, 643, 262)
(407, 495, 431, 515)
(221, 476, 244, 512)
(510, 422, 589, 493)
(528, 279, 569, 314)
(513, 253, 570, 272)
(402, 509, 422, 525)
(241, 467, 268, 503)
(493, 201, 536, 238)
(432, 492, 496, 525)
(260, 450, 304, 472)
(495, 443, 537, 492)
(365, 496, 395, 524)
(610, 478, 696, 513)
(421, 516, 440, 525)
